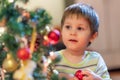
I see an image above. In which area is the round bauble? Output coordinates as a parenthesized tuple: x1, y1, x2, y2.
(75, 70, 83, 80)
(2, 53, 18, 72)
(48, 29, 60, 45)
(17, 47, 30, 60)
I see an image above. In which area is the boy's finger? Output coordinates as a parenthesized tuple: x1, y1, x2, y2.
(73, 77, 79, 80)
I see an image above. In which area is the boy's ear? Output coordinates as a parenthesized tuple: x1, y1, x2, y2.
(90, 32, 98, 43)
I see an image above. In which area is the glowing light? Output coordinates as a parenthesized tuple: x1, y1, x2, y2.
(45, 26, 51, 32)
(0, 27, 5, 36)
(8, 0, 14, 3)
(49, 51, 54, 56)
(43, 35, 48, 40)
(47, 58, 52, 64)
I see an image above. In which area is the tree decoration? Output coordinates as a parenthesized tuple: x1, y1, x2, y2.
(0, 0, 61, 80)
(48, 29, 60, 45)
(29, 26, 37, 54)
(2, 53, 18, 72)
(74, 70, 83, 80)
(17, 47, 30, 60)
(13, 60, 36, 80)
(0, 17, 7, 27)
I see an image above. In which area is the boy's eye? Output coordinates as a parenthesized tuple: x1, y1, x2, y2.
(65, 25, 71, 29)
(77, 27, 84, 30)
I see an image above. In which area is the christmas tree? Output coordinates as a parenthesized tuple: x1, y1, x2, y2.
(0, 0, 63, 80)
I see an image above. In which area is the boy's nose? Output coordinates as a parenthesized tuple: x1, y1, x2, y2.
(70, 30, 76, 35)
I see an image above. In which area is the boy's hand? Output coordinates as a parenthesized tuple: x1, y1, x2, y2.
(58, 69, 103, 80)
(81, 69, 102, 80)
(74, 70, 83, 80)
(59, 73, 78, 80)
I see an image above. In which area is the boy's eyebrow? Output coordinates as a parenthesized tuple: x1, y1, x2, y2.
(63, 21, 71, 24)
(77, 24, 90, 28)
(64, 21, 89, 26)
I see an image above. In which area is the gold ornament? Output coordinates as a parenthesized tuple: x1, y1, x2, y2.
(13, 60, 36, 80)
(30, 26, 37, 54)
(0, 17, 7, 27)
(2, 53, 18, 72)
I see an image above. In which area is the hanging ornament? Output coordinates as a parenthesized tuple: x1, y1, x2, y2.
(17, 47, 30, 60)
(42, 35, 50, 46)
(42, 40, 49, 46)
(74, 70, 83, 80)
(28, 33, 42, 51)
(31, 15, 39, 25)
(30, 26, 37, 54)
(0, 17, 7, 27)
(48, 29, 60, 45)
(13, 60, 36, 80)
(21, 10, 30, 24)
(34, 34, 42, 51)
(22, 10, 30, 19)
(2, 53, 18, 72)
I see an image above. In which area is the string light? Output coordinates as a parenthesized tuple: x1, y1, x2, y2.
(8, 0, 14, 3)
(0, 27, 5, 36)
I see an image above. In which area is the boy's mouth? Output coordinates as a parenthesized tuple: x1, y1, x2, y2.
(69, 39, 78, 42)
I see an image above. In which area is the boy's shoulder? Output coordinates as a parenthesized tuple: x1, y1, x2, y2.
(85, 50, 102, 59)
(54, 50, 102, 58)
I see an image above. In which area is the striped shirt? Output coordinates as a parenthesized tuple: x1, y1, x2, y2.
(55, 50, 112, 80)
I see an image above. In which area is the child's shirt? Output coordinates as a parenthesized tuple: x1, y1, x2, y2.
(55, 50, 112, 80)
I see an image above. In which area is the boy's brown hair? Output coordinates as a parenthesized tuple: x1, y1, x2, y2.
(61, 3, 99, 35)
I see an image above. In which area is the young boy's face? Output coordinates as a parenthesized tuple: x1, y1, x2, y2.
(61, 16, 96, 51)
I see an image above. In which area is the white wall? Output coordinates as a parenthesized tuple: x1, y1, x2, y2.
(16, 0, 65, 25)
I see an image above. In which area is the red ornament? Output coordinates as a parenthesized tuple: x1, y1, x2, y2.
(17, 47, 30, 60)
(42, 40, 50, 46)
(22, 10, 30, 19)
(48, 29, 60, 45)
(75, 70, 83, 80)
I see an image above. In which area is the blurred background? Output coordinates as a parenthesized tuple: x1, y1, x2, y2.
(16, 0, 120, 79)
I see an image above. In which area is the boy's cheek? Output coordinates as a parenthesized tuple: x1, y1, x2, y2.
(73, 77, 79, 80)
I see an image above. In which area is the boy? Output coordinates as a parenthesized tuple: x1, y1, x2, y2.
(55, 3, 111, 80)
